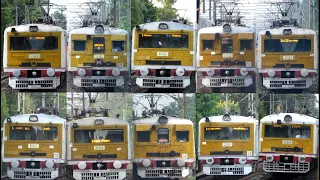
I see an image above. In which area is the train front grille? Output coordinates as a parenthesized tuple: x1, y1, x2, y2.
(13, 171, 52, 179)
(208, 78, 245, 87)
(145, 169, 182, 177)
(142, 79, 184, 88)
(80, 172, 119, 180)
(209, 167, 245, 175)
(81, 79, 117, 87)
(269, 80, 307, 88)
(15, 80, 54, 88)
(263, 161, 310, 173)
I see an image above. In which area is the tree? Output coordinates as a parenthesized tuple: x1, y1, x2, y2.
(52, 10, 66, 29)
(156, 0, 178, 21)
(216, 99, 240, 115)
(131, 0, 158, 30)
(195, 94, 221, 123)
(1, 93, 10, 128)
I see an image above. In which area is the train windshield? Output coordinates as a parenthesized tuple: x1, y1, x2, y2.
(264, 125, 311, 138)
(158, 128, 169, 143)
(74, 129, 124, 143)
(93, 37, 105, 53)
(10, 36, 58, 50)
(9, 126, 58, 141)
(221, 36, 233, 53)
(264, 38, 312, 52)
(204, 127, 250, 140)
(138, 34, 189, 48)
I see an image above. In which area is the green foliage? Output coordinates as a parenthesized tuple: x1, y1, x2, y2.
(156, 0, 178, 21)
(216, 100, 240, 115)
(131, 0, 157, 30)
(52, 10, 66, 29)
(195, 94, 221, 123)
(1, 93, 10, 128)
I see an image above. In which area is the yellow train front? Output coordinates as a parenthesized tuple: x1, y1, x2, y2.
(198, 114, 259, 176)
(132, 116, 196, 179)
(3, 24, 67, 89)
(131, 21, 196, 89)
(1, 114, 67, 179)
(68, 24, 129, 88)
(257, 19, 318, 90)
(259, 113, 319, 173)
(197, 24, 256, 88)
(67, 117, 131, 180)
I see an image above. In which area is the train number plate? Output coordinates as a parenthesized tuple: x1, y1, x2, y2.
(222, 142, 233, 147)
(157, 52, 169, 56)
(282, 55, 294, 61)
(282, 140, 292, 144)
(94, 54, 104, 59)
(28, 144, 39, 148)
(222, 53, 233, 58)
(28, 54, 40, 59)
(94, 146, 105, 150)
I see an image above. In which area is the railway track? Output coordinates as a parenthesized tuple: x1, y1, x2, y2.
(1, 73, 8, 82)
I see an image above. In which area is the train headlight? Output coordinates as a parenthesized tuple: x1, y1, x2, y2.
(78, 162, 87, 170)
(177, 159, 185, 167)
(298, 156, 306, 163)
(222, 114, 231, 121)
(239, 157, 247, 164)
(175, 68, 185, 77)
(46, 68, 55, 77)
(142, 159, 151, 167)
(223, 24, 232, 34)
(13, 69, 21, 77)
(140, 68, 149, 76)
(78, 68, 86, 77)
(240, 68, 248, 76)
(266, 155, 273, 162)
(284, 115, 292, 123)
(11, 160, 19, 168)
(113, 160, 122, 169)
(45, 160, 54, 168)
(206, 158, 214, 165)
(207, 69, 215, 76)
(112, 68, 120, 76)
(267, 69, 275, 77)
(300, 69, 309, 77)
(94, 25, 104, 34)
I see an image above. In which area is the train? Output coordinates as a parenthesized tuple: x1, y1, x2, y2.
(198, 114, 259, 176)
(197, 23, 256, 89)
(3, 23, 67, 89)
(1, 114, 67, 179)
(132, 115, 196, 179)
(131, 21, 196, 89)
(257, 19, 318, 90)
(67, 24, 129, 88)
(66, 117, 131, 180)
(259, 113, 319, 173)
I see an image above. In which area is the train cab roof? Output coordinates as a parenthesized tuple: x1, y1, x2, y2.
(198, 24, 255, 34)
(4, 114, 66, 124)
(258, 27, 316, 36)
(260, 113, 319, 125)
(134, 21, 194, 31)
(134, 116, 193, 125)
(69, 26, 128, 35)
(68, 117, 129, 125)
(4, 23, 66, 33)
(199, 115, 257, 124)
